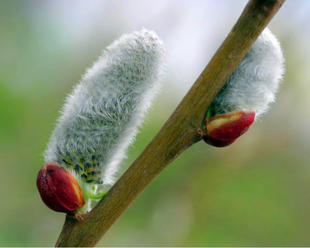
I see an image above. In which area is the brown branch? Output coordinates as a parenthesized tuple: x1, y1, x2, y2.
(56, 0, 286, 246)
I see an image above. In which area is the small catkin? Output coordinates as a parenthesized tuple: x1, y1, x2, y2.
(44, 29, 165, 192)
(208, 28, 284, 118)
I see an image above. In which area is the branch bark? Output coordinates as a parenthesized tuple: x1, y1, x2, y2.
(56, 0, 286, 246)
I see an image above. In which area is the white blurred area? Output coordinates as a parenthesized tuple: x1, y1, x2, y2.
(0, 2, 307, 92)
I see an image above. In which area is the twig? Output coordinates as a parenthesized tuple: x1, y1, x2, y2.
(56, 0, 286, 246)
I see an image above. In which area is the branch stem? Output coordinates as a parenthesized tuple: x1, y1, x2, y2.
(56, 0, 285, 246)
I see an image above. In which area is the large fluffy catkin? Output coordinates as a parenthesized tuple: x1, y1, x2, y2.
(208, 28, 284, 118)
(44, 29, 165, 188)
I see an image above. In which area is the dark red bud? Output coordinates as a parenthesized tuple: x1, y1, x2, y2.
(36, 163, 85, 213)
(203, 111, 255, 147)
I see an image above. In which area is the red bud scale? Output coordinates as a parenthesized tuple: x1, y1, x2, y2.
(36, 164, 85, 213)
(203, 111, 255, 147)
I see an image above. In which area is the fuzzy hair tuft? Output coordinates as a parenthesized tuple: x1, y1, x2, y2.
(44, 29, 165, 189)
(209, 28, 284, 118)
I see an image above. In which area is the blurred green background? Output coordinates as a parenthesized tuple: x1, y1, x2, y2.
(1, 0, 310, 246)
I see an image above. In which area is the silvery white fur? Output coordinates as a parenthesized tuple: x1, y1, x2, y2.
(209, 28, 284, 118)
(44, 29, 165, 188)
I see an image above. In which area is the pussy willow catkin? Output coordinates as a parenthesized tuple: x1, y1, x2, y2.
(37, 29, 165, 213)
(202, 28, 284, 147)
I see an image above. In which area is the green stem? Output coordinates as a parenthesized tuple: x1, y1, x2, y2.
(88, 192, 107, 200)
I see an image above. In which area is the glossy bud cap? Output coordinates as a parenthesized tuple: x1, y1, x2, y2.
(203, 111, 255, 147)
(36, 163, 85, 213)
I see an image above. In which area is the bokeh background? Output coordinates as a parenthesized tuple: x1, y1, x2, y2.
(1, 0, 310, 246)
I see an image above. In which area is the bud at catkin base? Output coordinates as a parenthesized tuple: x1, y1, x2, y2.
(37, 164, 85, 212)
(37, 29, 165, 214)
(201, 28, 284, 147)
(203, 111, 255, 147)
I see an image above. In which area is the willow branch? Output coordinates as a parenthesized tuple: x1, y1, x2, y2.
(56, 0, 285, 246)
